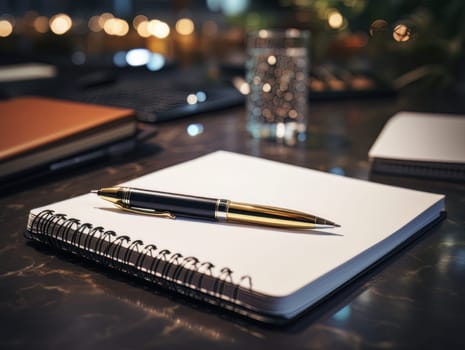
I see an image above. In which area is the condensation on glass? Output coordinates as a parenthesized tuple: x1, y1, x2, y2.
(246, 29, 310, 145)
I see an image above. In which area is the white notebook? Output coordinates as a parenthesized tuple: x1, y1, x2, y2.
(369, 111, 465, 180)
(25, 151, 445, 323)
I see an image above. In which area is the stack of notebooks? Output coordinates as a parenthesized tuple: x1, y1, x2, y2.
(25, 151, 445, 323)
(0, 96, 137, 186)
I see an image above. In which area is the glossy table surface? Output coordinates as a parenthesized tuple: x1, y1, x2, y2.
(1, 94, 464, 349)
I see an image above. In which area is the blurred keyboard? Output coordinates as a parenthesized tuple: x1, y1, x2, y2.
(0, 63, 244, 123)
(71, 72, 243, 123)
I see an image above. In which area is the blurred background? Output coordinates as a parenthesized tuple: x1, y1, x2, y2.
(1, 0, 465, 95)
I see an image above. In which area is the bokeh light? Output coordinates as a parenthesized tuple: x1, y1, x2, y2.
(136, 20, 150, 38)
(113, 51, 127, 67)
(126, 48, 151, 66)
(187, 94, 198, 104)
(0, 19, 13, 37)
(146, 53, 165, 71)
(328, 10, 344, 29)
(186, 123, 204, 136)
(393, 24, 411, 42)
(369, 19, 388, 36)
(221, 0, 249, 15)
(98, 12, 114, 28)
(103, 18, 129, 36)
(49, 13, 72, 35)
(133, 15, 148, 29)
(88, 15, 102, 32)
(175, 18, 194, 35)
(147, 19, 170, 38)
(267, 55, 277, 65)
(232, 77, 250, 95)
(196, 91, 207, 102)
(33, 16, 49, 33)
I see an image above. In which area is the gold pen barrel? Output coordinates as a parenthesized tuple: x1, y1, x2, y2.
(225, 201, 338, 229)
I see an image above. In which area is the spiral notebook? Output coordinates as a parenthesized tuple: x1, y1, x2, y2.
(369, 111, 465, 181)
(25, 151, 445, 323)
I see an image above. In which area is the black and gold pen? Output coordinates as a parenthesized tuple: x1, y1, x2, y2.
(92, 187, 340, 229)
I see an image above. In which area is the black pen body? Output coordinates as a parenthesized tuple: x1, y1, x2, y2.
(123, 187, 218, 220)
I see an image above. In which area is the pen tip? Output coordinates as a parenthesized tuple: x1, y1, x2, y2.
(90, 190, 98, 194)
(334, 223, 341, 228)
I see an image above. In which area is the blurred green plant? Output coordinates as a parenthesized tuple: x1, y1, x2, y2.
(234, 0, 465, 93)
(362, 0, 465, 92)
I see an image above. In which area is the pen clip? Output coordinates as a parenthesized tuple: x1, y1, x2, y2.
(114, 201, 176, 219)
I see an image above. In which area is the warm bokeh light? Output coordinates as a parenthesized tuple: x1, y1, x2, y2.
(0, 19, 13, 37)
(88, 15, 102, 32)
(232, 77, 250, 95)
(393, 24, 411, 42)
(175, 18, 194, 35)
(369, 19, 388, 36)
(103, 18, 129, 36)
(147, 19, 170, 39)
(258, 29, 269, 39)
(328, 10, 344, 29)
(133, 15, 148, 29)
(186, 93, 198, 105)
(98, 12, 114, 28)
(136, 20, 150, 38)
(49, 13, 72, 35)
(267, 55, 277, 65)
(33, 16, 49, 33)
(262, 83, 271, 92)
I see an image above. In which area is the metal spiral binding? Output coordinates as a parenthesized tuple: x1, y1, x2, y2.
(26, 209, 253, 310)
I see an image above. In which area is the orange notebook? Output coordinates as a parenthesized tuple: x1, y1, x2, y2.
(0, 96, 137, 180)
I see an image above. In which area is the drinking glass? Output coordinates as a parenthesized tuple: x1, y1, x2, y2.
(246, 29, 310, 144)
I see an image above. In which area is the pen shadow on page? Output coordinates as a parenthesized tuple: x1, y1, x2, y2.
(216, 221, 344, 236)
(96, 207, 343, 237)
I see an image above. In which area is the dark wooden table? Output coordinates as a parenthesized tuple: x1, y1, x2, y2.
(1, 94, 464, 349)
